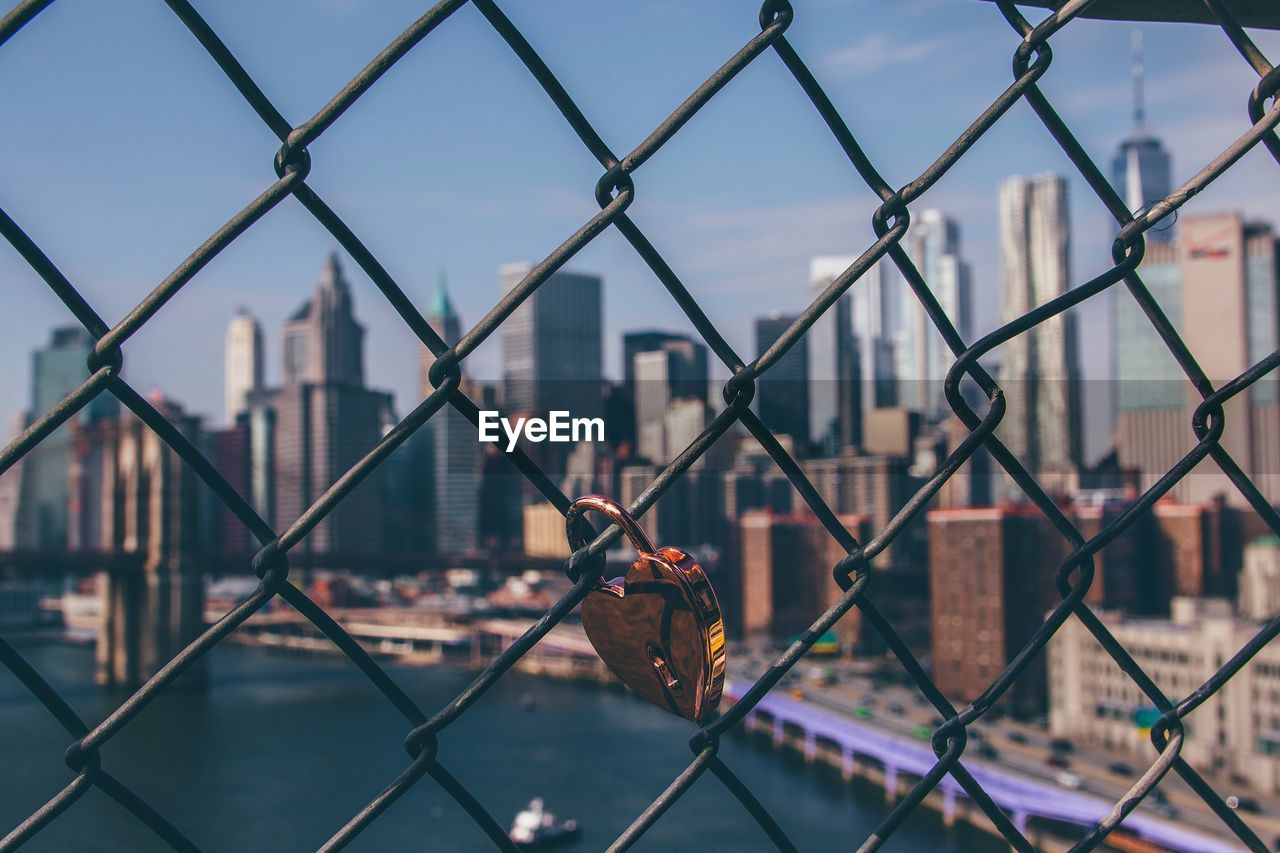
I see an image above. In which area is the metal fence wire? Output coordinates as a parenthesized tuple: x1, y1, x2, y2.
(1, 0, 1279, 850)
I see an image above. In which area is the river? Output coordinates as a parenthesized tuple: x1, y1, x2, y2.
(0, 641, 1000, 851)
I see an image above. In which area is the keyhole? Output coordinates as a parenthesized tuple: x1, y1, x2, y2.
(647, 644, 682, 692)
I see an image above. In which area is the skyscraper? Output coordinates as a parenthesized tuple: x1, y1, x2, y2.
(623, 331, 688, 394)
(629, 333, 708, 463)
(1096, 32, 1175, 466)
(224, 308, 264, 424)
(852, 259, 901, 429)
(422, 274, 479, 553)
(269, 253, 394, 554)
(807, 257, 857, 455)
(929, 507, 1067, 716)
(15, 327, 118, 548)
(282, 252, 366, 387)
(754, 314, 810, 447)
(500, 263, 603, 421)
(70, 394, 210, 686)
(1111, 31, 1173, 243)
(634, 350, 673, 462)
(1114, 213, 1280, 506)
(998, 174, 1082, 491)
(901, 210, 972, 421)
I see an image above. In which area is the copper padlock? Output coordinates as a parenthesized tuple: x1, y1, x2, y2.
(567, 495, 726, 723)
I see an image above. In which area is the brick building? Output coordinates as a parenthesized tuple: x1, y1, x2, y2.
(928, 507, 1067, 717)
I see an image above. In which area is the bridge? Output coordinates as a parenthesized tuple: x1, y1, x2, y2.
(0, 548, 566, 578)
(731, 682, 1242, 852)
(0, 547, 567, 688)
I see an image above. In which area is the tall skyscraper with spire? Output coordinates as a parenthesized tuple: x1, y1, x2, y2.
(281, 252, 366, 387)
(225, 308, 264, 424)
(264, 253, 395, 554)
(1111, 31, 1173, 242)
(998, 174, 1082, 494)
(419, 272, 479, 553)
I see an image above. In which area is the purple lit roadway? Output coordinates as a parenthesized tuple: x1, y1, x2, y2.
(726, 682, 1244, 853)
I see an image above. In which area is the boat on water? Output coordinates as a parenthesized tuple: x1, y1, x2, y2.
(508, 798, 579, 848)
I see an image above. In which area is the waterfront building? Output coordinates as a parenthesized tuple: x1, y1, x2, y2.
(68, 394, 209, 686)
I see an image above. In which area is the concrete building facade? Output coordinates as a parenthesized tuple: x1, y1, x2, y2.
(1049, 598, 1280, 795)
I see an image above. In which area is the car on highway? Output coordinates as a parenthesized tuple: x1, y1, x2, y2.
(1007, 730, 1029, 744)
(912, 725, 931, 741)
(977, 744, 1000, 760)
(1055, 770, 1083, 790)
(1047, 754, 1071, 769)
(1146, 789, 1178, 818)
(807, 666, 838, 687)
(1107, 761, 1134, 776)
(1049, 737, 1074, 753)
(1231, 796, 1262, 814)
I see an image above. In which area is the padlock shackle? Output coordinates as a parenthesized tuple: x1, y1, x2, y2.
(565, 495, 656, 556)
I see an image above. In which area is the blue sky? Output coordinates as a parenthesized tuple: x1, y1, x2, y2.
(1, 0, 1278, 461)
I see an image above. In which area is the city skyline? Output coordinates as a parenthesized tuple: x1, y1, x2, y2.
(5, 4, 1280, 851)
(0, 105, 1244, 486)
(2, 5, 1276, 447)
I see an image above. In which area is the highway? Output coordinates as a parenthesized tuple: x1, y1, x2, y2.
(732, 649, 1280, 849)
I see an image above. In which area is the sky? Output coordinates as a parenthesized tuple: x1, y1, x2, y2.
(1, 0, 1278, 464)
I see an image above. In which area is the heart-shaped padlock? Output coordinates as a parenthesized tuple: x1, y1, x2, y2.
(567, 495, 726, 723)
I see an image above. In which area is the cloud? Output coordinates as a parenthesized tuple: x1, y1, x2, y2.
(823, 31, 951, 78)
(670, 196, 880, 289)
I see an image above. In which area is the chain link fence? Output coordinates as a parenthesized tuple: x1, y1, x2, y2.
(1, 0, 1279, 850)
